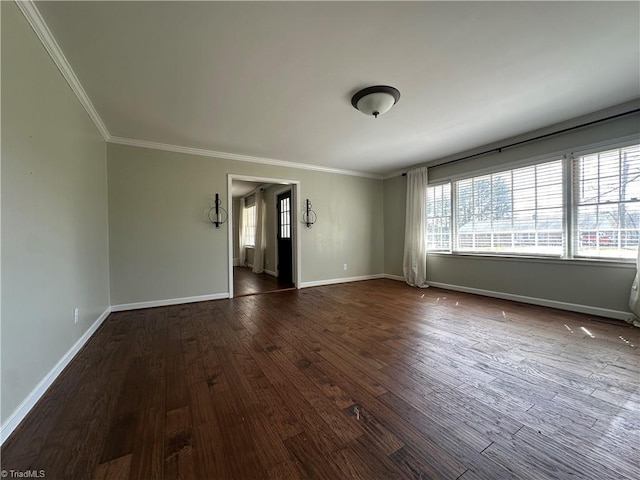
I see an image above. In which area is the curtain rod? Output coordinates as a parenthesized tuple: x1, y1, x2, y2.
(401, 108, 640, 176)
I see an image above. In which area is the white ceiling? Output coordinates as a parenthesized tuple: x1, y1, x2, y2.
(34, 1, 640, 176)
(231, 180, 263, 199)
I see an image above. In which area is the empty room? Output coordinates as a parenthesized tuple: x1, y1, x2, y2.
(2, 1, 640, 479)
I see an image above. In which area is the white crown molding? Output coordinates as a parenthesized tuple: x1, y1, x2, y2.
(17, 0, 382, 180)
(108, 136, 383, 179)
(383, 170, 406, 180)
(15, 0, 110, 141)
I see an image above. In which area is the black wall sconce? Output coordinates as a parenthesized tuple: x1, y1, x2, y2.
(208, 193, 228, 228)
(303, 199, 317, 228)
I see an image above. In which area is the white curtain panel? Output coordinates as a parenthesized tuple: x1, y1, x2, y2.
(403, 167, 429, 288)
(628, 243, 640, 327)
(252, 190, 266, 274)
(238, 197, 246, 266)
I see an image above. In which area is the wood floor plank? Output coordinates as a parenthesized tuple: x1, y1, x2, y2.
(265, 459, 304, 480)
(99, 356, 150, 463)
(164, 407, 196, 480)
(328, 434, 407, 480)
(483, 425, 629, 480)
(312, 363, 469, 478)
(93, 454, 132, 480)
(191, 421, 232, 479)
(2, 279, 638, 480)
(233, 266, 295, 297)
(283, 431, 346, 480)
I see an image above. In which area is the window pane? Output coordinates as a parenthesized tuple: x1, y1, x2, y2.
(579, 178, 599, 204)
(622, 146, 640, 201)
(279, 195, 291, 239)
(244, 205, 256, 246)
(574, 144, 640, 259)
(426, 183, 452, 251)
(455, 159, 564, 255)
(537, 183, 563, 209)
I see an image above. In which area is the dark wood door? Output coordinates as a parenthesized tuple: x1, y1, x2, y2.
(277, 191, 293, 284)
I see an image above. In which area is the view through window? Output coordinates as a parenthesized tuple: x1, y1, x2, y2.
(425, 142, 640, 260)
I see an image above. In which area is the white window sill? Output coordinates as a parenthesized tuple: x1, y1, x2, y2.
(426, 251, 635, 269)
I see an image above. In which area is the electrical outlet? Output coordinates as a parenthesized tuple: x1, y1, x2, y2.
(74, 308, 79, 324)
(343, 264, 348, 271)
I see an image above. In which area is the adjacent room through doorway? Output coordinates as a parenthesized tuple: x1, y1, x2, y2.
(229, 176, 299, 297)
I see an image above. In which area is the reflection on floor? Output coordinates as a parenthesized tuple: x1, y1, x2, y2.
(233, 266, 295, 297)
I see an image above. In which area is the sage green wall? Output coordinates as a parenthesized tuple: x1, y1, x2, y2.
(426, 254, 634, 312)
(428, 114, 640, 182)
(383, 113, 640, 315)
(383, 175, 406, 277)
(1, 2, 110, 423)
(107, 143, 384, 305)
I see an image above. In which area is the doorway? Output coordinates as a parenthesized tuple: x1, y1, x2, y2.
(227, 175, 300, 298)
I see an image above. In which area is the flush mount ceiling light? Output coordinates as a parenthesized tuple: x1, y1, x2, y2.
(351, 85, 401, 118)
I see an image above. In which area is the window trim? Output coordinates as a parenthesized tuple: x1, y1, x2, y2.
(426, 250, 636, 269)
(426, 135, 640, 264)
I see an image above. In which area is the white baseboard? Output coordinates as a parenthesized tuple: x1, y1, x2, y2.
(383, 274, 406, 282)
(426, 281, 630, 320)
(265, 269, 277, 277)
(111, 293, 229, 312)
(0, 306, 111, 445)
(300, 274, 386, 289)
(233, 257, 240, 267)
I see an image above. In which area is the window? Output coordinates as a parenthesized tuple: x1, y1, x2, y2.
(244, 205, 256, 246)
(279, 194, 291, 239)
(455, 159, 564, 255)
(573, 144, 640, 259)
(425, 140, 640, 261)
(426, 183, 451, 251)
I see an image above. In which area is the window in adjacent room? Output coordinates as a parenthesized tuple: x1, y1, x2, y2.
(244, 203, 256, 247)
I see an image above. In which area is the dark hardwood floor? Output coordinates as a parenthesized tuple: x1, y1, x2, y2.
(2, 279, 639, 479)
(233, 266, 295, 297)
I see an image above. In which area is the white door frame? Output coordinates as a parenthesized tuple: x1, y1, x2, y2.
(227, 174, 301, 298)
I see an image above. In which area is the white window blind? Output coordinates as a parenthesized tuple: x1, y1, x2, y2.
(426, 183, 451, 251)
(455, 159, 564, 255)
(245, 194, 256, 208)
(573, 144, 640, 259)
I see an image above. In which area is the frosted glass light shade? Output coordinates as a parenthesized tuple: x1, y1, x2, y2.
(351, 85, 400, 118)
